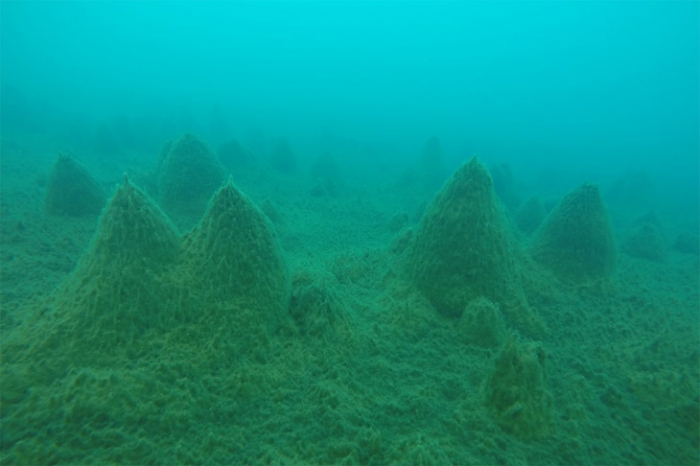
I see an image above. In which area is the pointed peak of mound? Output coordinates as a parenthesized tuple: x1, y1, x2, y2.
(183, 178, 290, 317)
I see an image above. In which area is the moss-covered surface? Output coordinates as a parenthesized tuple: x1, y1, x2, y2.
(157, 133, 225, 218)
(406, 156, 542, 336)
(531, 183, 617, 286)
(1, 134, 698, 465)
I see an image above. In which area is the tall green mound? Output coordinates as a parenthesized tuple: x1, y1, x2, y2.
(407, 157, 533, 324)
(44, 154, 105, 216)
(43, 176, 181, 353)
(157, 133, 225, 216)
(181, 179, 290, 329)
(531, 183, 616, 285)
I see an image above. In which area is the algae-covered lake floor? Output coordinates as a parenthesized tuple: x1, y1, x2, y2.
(1, 132, 698, 465)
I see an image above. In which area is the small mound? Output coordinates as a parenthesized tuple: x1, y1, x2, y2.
(157, 133, 225, 216)
(531, 183, 616, 285)
(485, 336, 553, 439)
(622, 222, 666, 262)
(44, 154, 105, 216)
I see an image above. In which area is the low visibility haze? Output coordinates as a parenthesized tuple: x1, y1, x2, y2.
(2, 1, 698, 197)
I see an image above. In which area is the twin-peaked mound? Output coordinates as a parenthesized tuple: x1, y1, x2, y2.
(34, 176, 289, 362)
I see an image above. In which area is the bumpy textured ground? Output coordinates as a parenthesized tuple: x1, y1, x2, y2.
(1, 131, 698, 465)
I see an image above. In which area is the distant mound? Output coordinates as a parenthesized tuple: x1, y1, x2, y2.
(44, 154, 105, 217)
(531, 183, 616, 285)
(157, 133, 225, 217)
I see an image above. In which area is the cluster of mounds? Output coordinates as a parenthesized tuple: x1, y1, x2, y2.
(44, 154, 106, 217)
(394, 156, 632, 440)
(7, 174, 290, 373)
(3, 126, 697, 463)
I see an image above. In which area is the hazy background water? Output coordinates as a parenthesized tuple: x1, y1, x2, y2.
(2, 1, 698, 206)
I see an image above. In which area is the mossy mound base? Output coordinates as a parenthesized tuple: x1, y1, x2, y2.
(407, 157, 530, 320)
(157, 133, 225, 216)
(43, 177, 181, 353)
(531, 183, 616, 285)
(181, 179, 290, 327)
(44, 154, 105, 216)
(485, 336, 553, 439)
